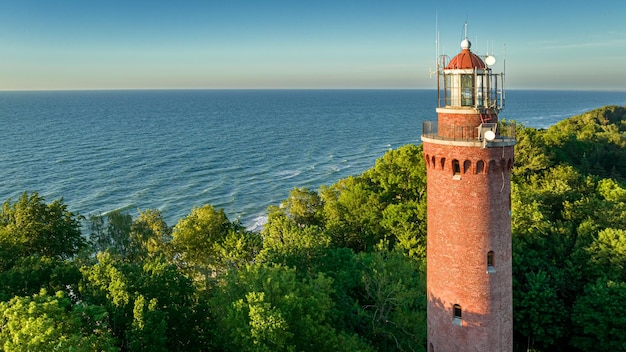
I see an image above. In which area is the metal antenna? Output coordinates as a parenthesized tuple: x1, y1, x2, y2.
(464, 21, 468, 39)
(430, 11, 440, 79)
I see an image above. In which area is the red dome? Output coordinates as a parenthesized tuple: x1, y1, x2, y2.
(445, 38, 485, 69)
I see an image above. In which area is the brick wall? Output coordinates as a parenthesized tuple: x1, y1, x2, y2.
(424, 142, 514, 352)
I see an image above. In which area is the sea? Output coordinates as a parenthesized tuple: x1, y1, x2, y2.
(1, 89, 625, 231)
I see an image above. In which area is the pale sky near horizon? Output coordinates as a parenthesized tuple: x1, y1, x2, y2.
(1, 0, 625, 91)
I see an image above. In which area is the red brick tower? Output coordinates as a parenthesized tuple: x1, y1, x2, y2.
(422, 30, 515, 352)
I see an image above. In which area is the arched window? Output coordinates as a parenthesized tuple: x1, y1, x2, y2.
(488, 160, 497, 174)
(440, 158, 446, 171)
(463, 160, 471, 174)
(487, 251, 495, 274)
(452, 159, 460, 175)
(453, 304, 462, 326)
(476, 160, 484, 174)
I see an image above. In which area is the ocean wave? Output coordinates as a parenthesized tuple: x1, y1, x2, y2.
(245, 214, 268, 232)
(275, 170, 301, 180)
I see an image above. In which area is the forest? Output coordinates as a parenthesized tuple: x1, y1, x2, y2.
(0, 105, 625, 352)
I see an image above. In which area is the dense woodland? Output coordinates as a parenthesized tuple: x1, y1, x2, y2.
(1, 105, 625, 351)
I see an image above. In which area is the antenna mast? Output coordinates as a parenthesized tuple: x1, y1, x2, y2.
(435, 11, 440, 105)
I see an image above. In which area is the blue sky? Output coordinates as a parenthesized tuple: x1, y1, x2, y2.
(1, 0, 625, 90)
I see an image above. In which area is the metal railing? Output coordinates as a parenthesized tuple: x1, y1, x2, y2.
(422, 121, 516, 142)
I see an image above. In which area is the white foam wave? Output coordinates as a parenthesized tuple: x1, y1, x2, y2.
(246, 214, 268, 232)
(275, 170, 301, 180)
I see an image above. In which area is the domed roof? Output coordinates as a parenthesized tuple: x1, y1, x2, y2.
(445, 38, 485, 70)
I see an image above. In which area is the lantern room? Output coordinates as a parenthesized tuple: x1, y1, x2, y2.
(437, 36, 505, 111)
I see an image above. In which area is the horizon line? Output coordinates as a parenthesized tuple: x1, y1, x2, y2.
(1, 87, 625, 93)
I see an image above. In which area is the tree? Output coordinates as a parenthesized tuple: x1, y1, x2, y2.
(131, 209, 172, 258)
(513, 270, 565, 351)
(586, 228, 626, 282)
(279, 187, 324, 227)
(512, 124, 553, 182)
(128, 295, 167, 352)
(534, 105, 626, 182)
(211, 264, 373, 352)
(356, 248, 427, 351)
(89, 210, 134, 259)
(320, 176, 385, 252)
(171, 205, 260, 282)
(79, 253, 202, 351)
(0, 289, 118, 351)
(258, 204, 331, 275)
(380, 201, 427, 259)
(0, 192, 85, 259)
(362, 144, 426, 204)
(0, 255, 82, 302)
(364, 144, 428, 259)
(571, 280, 626, 351)
(88, 209, 172, 262)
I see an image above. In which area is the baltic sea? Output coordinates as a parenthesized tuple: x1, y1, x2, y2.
(1, 89, 624, 230)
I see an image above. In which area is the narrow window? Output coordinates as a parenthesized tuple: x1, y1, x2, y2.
(488, 160, 497, 174)
(461, 74, 474, 106)
(453, 304, 462, 326)
(463, 160, 471, 174)
(476, 160, 484, 174)
(452, 159, 460, 175)
(487, 251, 496, 274)
(440, 158, 446, 171)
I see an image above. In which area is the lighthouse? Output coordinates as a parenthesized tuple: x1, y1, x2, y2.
(422, 27, 515, 352)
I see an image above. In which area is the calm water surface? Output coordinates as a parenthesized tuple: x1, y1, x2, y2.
(0, 89, 624, 229)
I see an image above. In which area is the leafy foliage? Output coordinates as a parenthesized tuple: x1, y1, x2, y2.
(0, 290, 118, 351)
(211, 264, 372, 352)
(0, 192, 85, 260)
(571, 280, 626, 351)
(510, 105, 626, 351)
(171, 205, 261, 283)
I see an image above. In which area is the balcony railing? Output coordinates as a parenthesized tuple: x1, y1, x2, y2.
(422, 121, 516, 142)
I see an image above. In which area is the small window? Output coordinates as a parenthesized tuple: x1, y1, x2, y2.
(452, 159, 461, 175)
(453, 304, 462, 318)
(487, 251, 496, 274)
(488, 160, 497, 174)
(476, 160, 484, 174)
(463, 160, 471, 174)
(453, 304, 462, 326)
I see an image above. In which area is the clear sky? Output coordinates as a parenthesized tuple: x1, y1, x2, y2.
(1, 0, 625, 91)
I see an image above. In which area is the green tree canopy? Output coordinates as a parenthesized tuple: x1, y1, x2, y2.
(0, 289, 118, 352)
(0, 192, 85, 260)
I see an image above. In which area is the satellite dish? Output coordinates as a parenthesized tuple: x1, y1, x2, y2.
(485, 55, 496, 66)
(484, 130, 496, 141)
